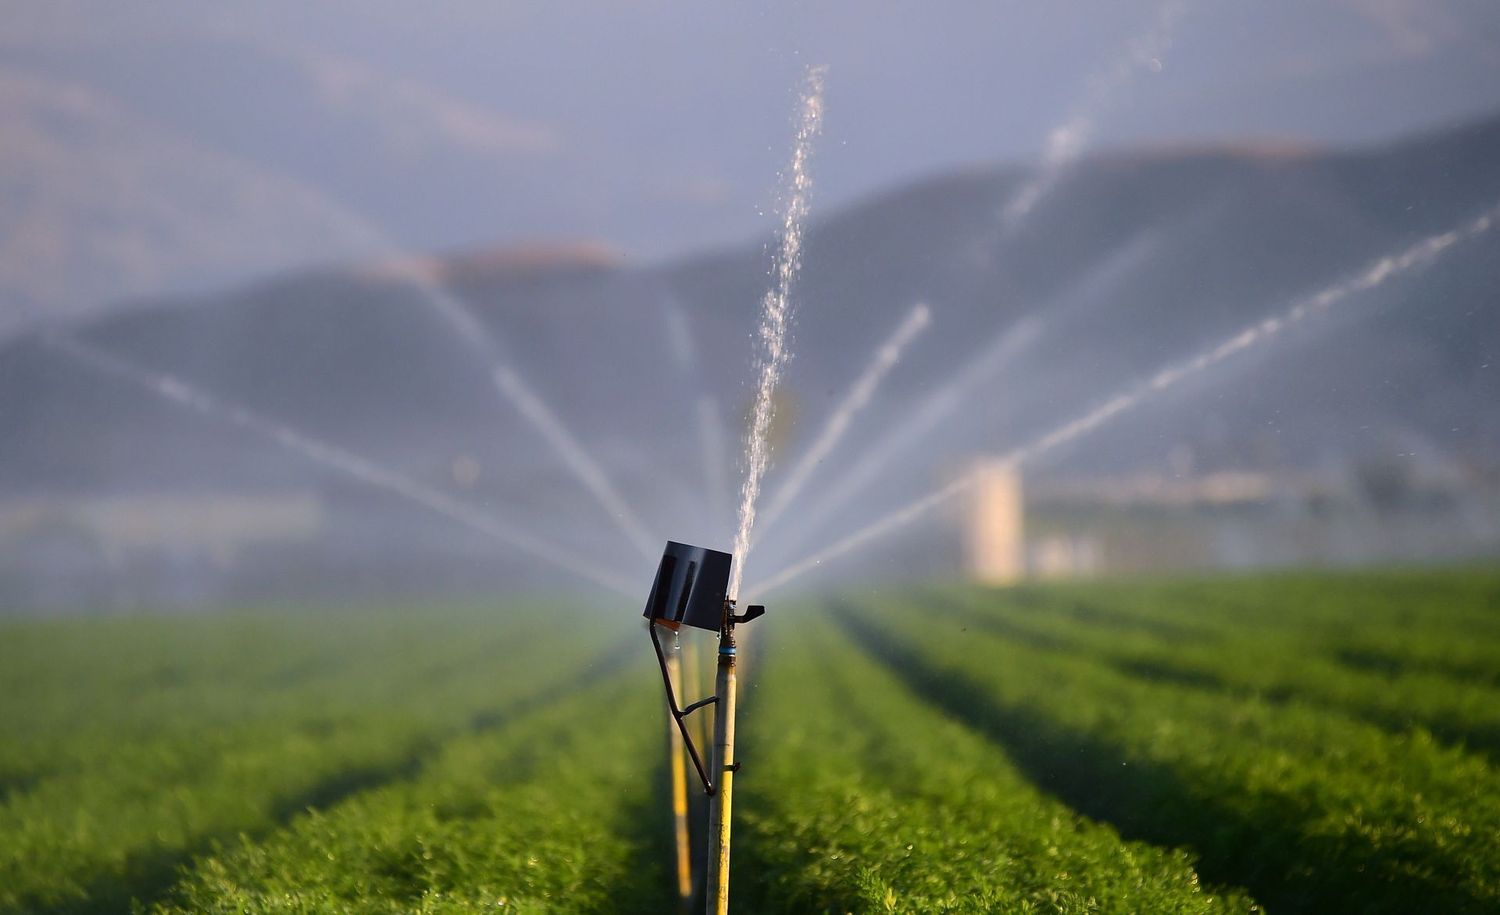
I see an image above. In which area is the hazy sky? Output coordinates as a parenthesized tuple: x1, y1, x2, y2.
(4, 0, 1500, 318)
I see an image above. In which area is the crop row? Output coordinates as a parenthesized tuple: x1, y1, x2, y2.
(849, 590, 1500, 913)
(150, 662, 673, 913)
(0, 606, 630, 914)
(1026, 569, 1500, 666)
(733, 616, 1256, 913)
(926, 580, 1500, 760)
(0, 610, 523, 790)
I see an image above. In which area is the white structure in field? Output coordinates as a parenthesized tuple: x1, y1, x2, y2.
(0, 493, 322, 568)
(1029, 533, 1102, 580)
(964, 461, 1024, 585)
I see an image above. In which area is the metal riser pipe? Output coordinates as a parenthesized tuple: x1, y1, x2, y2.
(704, 630, 737, 915)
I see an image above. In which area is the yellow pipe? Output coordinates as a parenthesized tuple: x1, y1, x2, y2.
(679, 634, 707, 900)
(704, 626, 737, 915)
(663, 627, 694, 911)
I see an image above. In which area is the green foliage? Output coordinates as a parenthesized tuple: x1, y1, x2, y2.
(4, 569, 1498, 913)
(0, 605, 636, 914)
(148, 668, 671, 914)
(735, 619, 1256, 913)
(847, 568, 1500, 913)
(928, 574, 1500, 759)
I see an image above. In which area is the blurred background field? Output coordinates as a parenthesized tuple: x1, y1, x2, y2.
(2, 2, 1499, 610)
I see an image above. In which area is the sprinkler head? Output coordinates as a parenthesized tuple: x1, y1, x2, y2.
(643, 541, 733, 632)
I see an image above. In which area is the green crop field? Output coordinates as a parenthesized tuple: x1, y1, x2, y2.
(3, 569, 1499, 913)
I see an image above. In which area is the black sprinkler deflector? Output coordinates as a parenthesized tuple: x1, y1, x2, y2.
(643, 541, 733, 632)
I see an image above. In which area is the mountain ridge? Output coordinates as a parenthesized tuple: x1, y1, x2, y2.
(1, 110, 1496, 587)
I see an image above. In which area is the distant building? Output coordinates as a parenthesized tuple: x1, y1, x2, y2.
(0, 493, 323, 567)
(963, 461, 1023, 585)
(1028, 533, 1102, 579)
(1008, 462, 1500, 578)
(0, 493, 323, 609)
